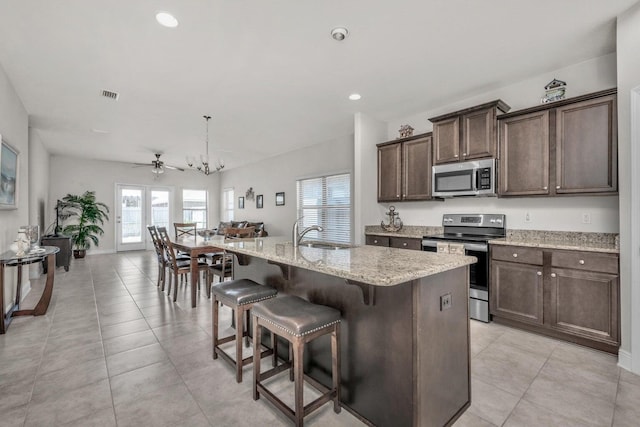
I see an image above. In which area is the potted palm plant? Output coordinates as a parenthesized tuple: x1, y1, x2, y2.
(61, 191, 110, 258)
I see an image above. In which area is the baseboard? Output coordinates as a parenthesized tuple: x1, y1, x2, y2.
(618, 349, 633, 371)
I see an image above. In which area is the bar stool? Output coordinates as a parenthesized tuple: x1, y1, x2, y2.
(212, 279, 278, 383)
(252, 295, 341, 427)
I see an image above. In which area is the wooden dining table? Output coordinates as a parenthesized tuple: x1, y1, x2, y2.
(171, 235, 226, 308)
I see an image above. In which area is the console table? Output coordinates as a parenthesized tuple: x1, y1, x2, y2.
(0, 246, 59, 334)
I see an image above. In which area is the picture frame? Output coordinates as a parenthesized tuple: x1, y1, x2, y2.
(275, 192, 285, 206)
(238, 196, 244, 209)
(0, 138, 19, 210)
(256, 194, 263, 209)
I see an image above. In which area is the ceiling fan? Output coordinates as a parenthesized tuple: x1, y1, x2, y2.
(133, 153, 185, 175)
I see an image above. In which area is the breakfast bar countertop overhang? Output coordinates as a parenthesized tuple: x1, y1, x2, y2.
(210, 236, 477, 286)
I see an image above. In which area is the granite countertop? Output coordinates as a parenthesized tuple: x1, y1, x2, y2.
(216, 237, 476, 287)
(489, 230, 619, 254)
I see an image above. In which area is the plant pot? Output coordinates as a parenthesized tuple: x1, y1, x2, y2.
(73, 249, 86, 259)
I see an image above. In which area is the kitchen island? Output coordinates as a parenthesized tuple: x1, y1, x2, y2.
(214, 237, 476, 427)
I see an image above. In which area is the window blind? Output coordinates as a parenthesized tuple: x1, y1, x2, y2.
(222, 188, 234, 222)
(296, 173, 351, 244)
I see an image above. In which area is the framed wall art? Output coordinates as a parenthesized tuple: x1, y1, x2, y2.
(275, 192, 285, 206)
(0, 138, 19, 210)
(256, 194, 263, 209)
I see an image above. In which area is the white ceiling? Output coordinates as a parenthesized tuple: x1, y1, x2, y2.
(0, 0, 637, 172)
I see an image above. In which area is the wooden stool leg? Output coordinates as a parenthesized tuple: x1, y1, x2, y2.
(293, 337, 304, 427)
(253, 317, 261, 401)
(289, 344, 294, 381)
(212, 297, 219, 360)
(245, 309, 251, 347)
(272, 332, 278, 367)
(333, 324, 341, 413)
(235, 305, 244, 383)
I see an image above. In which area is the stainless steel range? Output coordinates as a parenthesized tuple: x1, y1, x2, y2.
(422, 214, 506, 322)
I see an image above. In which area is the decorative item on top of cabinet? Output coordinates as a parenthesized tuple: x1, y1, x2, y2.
(398, 124, 414, 138)
(428, 100, 510, 165)
(490, 244, 620, 354)
(498, 88, 617, 197)
(377, 133, 433, 202)
(541, 78, 567, 104)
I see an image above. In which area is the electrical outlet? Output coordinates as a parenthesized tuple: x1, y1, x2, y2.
(440, 293, 452, 311)
(582, 213, 591, 224)
(525, 212, 531, 223)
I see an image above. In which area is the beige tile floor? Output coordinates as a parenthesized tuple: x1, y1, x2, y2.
(0, 250, 638, 427)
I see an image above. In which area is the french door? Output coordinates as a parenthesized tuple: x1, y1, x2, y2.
(116, 184, 173, 251)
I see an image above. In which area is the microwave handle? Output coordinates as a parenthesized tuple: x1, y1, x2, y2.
(473, 169, 479, 191)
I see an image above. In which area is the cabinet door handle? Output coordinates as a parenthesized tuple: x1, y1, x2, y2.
(556, 185, 561, 190)
(396, 194, 400, 197)
(454, 154, 459, 158)
(463, 152, 467, 156)
(512, 253, 518, 258)
(403, 242, 408, 247)
(402, 194, 406, 197)
(579, 260, 585, 265)
(551, 273, 557, 278)
(537, 271, 542, 276)
(543, 186, 548, 190)
(373, 239, 378, 244)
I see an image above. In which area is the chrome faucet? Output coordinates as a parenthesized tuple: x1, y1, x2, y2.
(292, 218, 323, 248)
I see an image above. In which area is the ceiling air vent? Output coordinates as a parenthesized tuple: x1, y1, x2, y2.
(101, 89, 120, 100)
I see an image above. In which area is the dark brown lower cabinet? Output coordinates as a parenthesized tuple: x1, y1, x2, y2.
(548, 267, 619, 346)
(490, 245, 620, 353)
(491, 260, 544, 325)
(365, 235, 421, 251)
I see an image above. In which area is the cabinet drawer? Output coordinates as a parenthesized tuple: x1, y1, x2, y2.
(551, 251, 618, 274)
(491, 245, 543, 265)
(390, 237, 421, 251)
(366, 235, 390, 247)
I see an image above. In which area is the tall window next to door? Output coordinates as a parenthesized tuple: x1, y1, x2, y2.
(222, 188, 234, 221)
(182, 189, 207, 229)
(296, 173, 351, 244)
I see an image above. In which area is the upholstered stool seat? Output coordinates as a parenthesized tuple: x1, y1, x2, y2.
(252, 295, 341, 427)
(212, 279, 277, 382)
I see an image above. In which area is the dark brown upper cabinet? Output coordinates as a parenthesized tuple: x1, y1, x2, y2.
(429, 100, 510, 165)
(498, 88, 617, 197)
(377, 133, 432, 202)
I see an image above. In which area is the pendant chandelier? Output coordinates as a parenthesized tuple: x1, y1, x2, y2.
(186, 115, 224, 175)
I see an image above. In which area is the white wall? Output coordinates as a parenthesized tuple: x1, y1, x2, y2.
(0, 62, 30, 312)
(218, 135, 354, 239)
(49, 155, 220, 253)
(355, 53, 620, 236)
(617, 2, 640, 372)
(354, 113, 388, 244)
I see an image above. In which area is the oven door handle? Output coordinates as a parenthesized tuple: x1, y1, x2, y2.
(464, 243, 488, 253)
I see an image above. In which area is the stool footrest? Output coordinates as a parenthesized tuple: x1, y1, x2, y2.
(258, 361, 291, 382)
(256, 384, 296, 422)
(215, 346, 274, 368)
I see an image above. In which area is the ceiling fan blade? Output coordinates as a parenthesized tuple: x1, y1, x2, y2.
(164, 164, 185, 171)
(132, 163, 152, 167)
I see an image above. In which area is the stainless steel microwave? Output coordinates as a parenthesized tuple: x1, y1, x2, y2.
(432, 158, 496, 197)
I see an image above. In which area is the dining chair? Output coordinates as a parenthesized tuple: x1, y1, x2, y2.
(174, 222, 197, 240)
(223, 226, 256, 239)
(157, 226, 209, 301)
(147, 225, 166, 290)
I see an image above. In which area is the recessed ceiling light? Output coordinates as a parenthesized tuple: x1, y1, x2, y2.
(331, 27, 349, 41)
(349, 93, 361, 101)
(156, 12, 178, 28)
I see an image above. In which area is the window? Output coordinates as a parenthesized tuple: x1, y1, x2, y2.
(222, 188, 234, 221)
(182, 189, 207, 229)
(296, 173, 351, 244)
